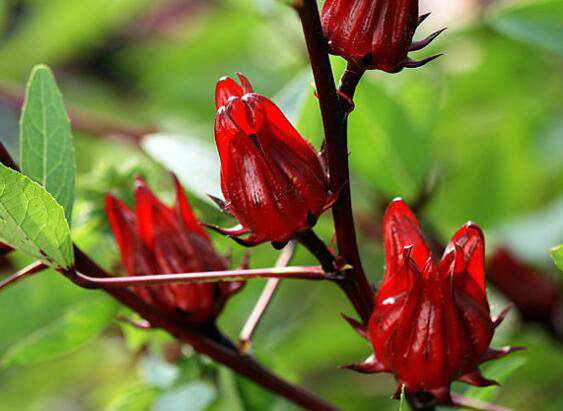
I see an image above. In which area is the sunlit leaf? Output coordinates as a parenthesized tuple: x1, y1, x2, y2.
(20, 64, 76, 224)
(106, 386, 161, 411)
(0, 163, 73, 269)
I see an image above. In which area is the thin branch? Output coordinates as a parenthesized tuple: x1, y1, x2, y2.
(70, 265, 326, 288)
(71, 248, 341, 411)
(0, 261, 47, 291)
(239, 242, 296, 353)
(0, 87, 155, 144)
(294, 0, 374, 323)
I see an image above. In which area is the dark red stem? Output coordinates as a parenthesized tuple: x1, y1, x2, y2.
(294, 0, 374, 323)
(71, 248, 341, 411)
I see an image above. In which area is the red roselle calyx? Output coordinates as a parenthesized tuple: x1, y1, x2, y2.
(211, 74, 334, 248)
(321, 0, 444, 72)
(106, 176, 243, 324)
(345, 199, 519, 404)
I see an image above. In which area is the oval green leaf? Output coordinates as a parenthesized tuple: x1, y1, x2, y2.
(0, 163, 73, 269)
(20, 64, 76, 225)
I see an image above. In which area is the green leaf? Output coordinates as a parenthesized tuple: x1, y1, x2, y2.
(153, 382, 216, 411)
(398, 385, 406, 411)
(234, 374, 276, 411)
(0, 163, 73, 269)
(550, 244, 563, 272)
(20, 64, 76, 224)
(490, 0, 563, 55)
(463, 355, 526, 402)
(106, 386, 161, 411)
(1, 294, 119, 367)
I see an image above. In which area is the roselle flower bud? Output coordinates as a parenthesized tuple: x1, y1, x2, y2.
(106, 176, 243, 324)
(212, 74, 333, 247)
(321, 0, 444, 72)
(345, 199, 519, 404)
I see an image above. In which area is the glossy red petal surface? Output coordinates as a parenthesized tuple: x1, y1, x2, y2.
(105, 194, 137, 275)
(382, 198, 431, 289)
(444, 223, 486, 291)
(236, 73, 254, 94)
(321, 0, 419, 72)
(215, 76, 245, 110)
(215, 105, 312, 243)
(134, 177, 178, 250)
(245, 94, 329, 215)
(172, 174, 209, 240)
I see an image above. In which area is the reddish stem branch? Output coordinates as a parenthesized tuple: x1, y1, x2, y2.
(239, 242, 296, 353)
(71, 247, 340, 411)
(71, 265, 326, 289)
(0, 261, 47, 290)
(294, 0, 374, 323)
(0, 87, 156, 144)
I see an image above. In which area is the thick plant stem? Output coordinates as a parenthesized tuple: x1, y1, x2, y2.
(294, 0, 374, 323)
(299, 230, 337, 274)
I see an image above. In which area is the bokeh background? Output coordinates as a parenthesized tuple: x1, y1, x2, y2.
(0, 0, 562, 410)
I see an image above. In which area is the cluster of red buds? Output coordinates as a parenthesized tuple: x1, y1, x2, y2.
(106, 176, 243, 325)
(321, 0, 444, 72)
(344, 200, 518, 404)
(98, 1, 525, 408)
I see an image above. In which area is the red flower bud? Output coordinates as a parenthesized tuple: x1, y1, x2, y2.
(106, 176, 243, 324)
(321, 0, 444, 72)
(212, 74, 333, 247)
(345, 199, 519, 404)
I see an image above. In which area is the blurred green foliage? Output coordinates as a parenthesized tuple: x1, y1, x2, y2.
(0, 0, 561, 410)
